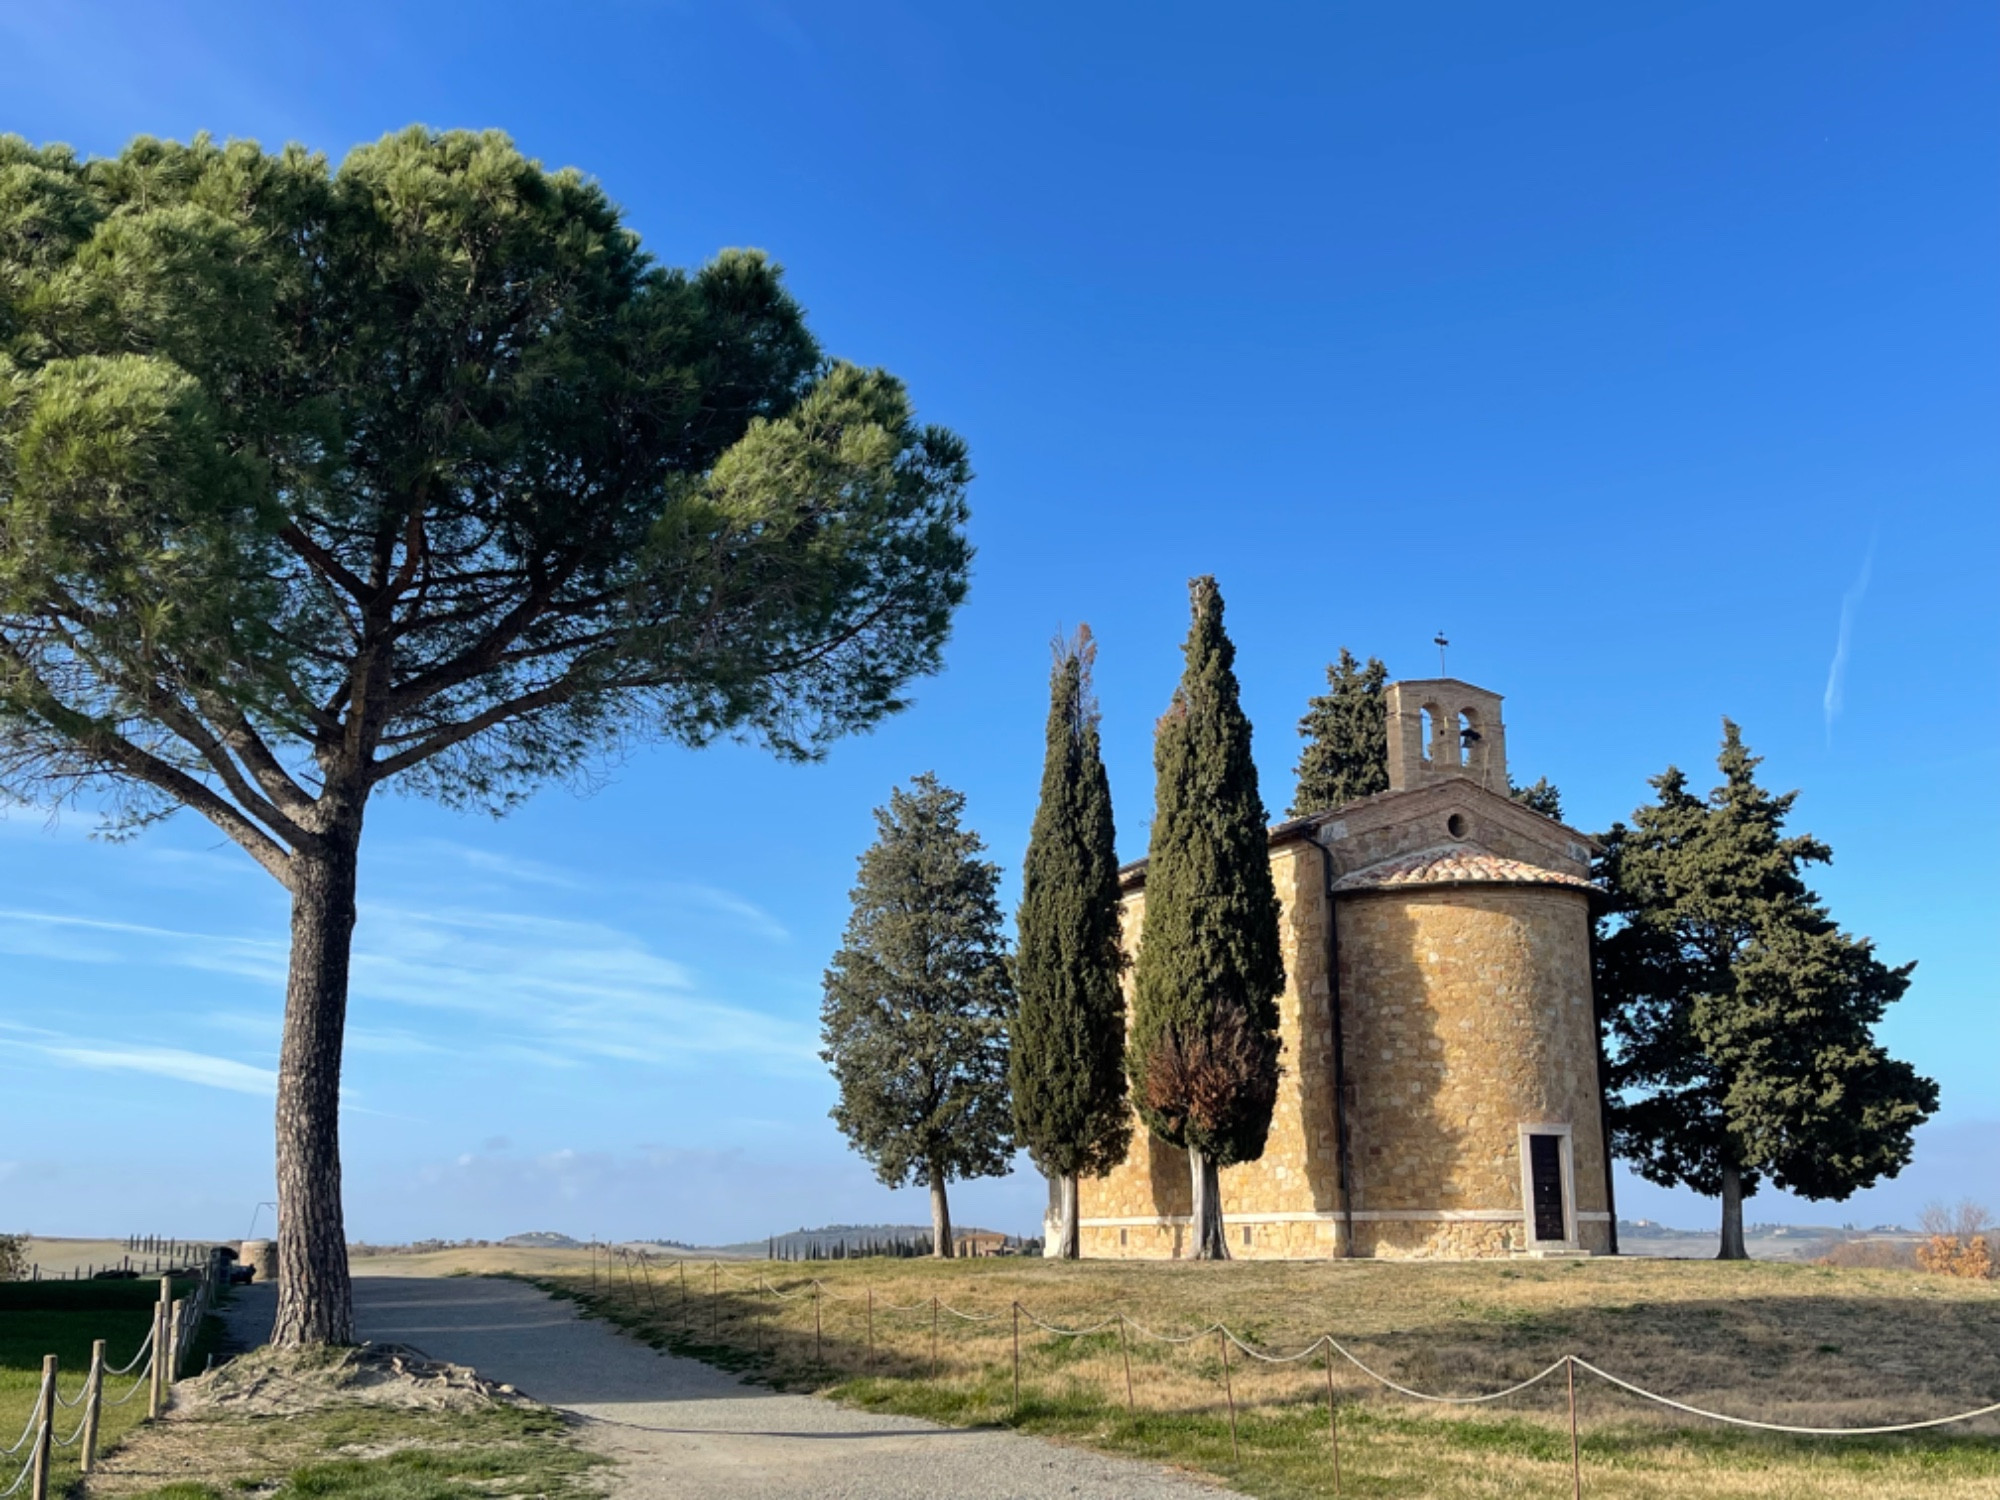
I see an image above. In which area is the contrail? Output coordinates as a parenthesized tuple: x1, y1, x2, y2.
(1823, 538, 1876, 745)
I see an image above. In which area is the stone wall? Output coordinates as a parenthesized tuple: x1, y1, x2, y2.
(1336, 884, 1609, 1252)
(1081, 817, 1612, 1261)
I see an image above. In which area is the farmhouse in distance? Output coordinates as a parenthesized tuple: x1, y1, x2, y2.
(1083, 677, 1614, 1260)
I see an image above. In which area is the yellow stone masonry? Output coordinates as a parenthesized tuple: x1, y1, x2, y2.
(1077, 678, 1613, 1261)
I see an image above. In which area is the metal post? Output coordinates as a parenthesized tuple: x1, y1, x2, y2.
(866, 1288, 874, 1368)
(81, 1339, 105, 1473)
(813, 1284, 822, 1365)
(712, 1263, 719, 1342)
(680, 1260, 689, 1334)
(640, 1252, 660, 1315)
(1119, 1318, 1134, 1412)
(28, 1356, 55, 1500)
(1220, 1330, 1239, 1461)
(1568, 1357, 1582, 1500)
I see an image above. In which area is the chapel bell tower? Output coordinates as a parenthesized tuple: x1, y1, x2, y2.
(1385, 679, 1509, 793)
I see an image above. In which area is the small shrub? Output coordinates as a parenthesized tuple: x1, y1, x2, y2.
(1915, 1200, 1995, 1280)
(1812, 1237, 1916, 1271)
(0, 1234, 26, 1282)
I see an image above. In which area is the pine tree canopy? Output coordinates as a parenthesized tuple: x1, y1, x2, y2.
(1508, 776, 1564, 821)
(1288, 648, 1389, 816)
(1010, 628, 1131, 1180)
(1129, 576, 1285, 1167)
(0, 128, 973, 1344)
(1595, 720, 1936, 1202)
(821, 773, 1015, 1190)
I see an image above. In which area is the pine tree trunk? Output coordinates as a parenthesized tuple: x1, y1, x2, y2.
(1045, 1173, 1080, 1259)
(1716, 1162, 1749, 1261)
(1188, 1147, 1229, 1260)
(929, 1165, 954, 1259)
(270, 832, 360, 1346)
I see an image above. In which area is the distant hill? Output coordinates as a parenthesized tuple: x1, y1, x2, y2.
(501, 1231, 581, 1248)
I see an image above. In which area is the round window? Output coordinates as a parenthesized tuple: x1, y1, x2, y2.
(1446, 813, 1467, 839)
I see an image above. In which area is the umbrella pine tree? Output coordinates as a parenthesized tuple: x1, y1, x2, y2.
(1129, 577, 1285, 1260)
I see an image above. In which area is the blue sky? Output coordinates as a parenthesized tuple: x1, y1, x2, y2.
(1, 1, 1994, 1245)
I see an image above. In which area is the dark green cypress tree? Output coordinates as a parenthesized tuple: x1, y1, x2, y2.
(1129, 577, 1285, 1260)
(1596, 721, 1937, 1258)
(1288, 648, 1390, 817)
(821, 774, 1015, 1258)
(1010, 627, 1131, 1259)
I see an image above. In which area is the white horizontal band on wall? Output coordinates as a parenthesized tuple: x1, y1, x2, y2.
(1081, 1210, 1614, 1228)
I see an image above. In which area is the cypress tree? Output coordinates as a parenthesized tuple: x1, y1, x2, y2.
(821, 774, 1015, 1258)
(1129, 577, 1285, 1260)
(1010, 627, 1131, 1259)
(1596, 721, 1937, 1258)
(1288, 648, 1390, 817)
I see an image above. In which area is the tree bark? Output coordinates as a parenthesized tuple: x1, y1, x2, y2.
(929, 1165, 954, 1259)
(1188, 1146, 1229, 1260)
(1044, 1172, 1080, 1259)
(1716, 1161, 1749, 1261)
(270, 830, 361, 1346)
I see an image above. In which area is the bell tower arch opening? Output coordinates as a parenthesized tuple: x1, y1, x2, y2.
(1387, 679, 1508, 791)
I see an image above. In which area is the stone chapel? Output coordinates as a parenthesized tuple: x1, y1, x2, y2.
(1076, 677, 1615, 1260)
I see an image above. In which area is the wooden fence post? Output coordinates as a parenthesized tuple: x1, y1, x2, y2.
(168, 1297, 185, 1386)
(28, 1355, 55, 1500)
(711, 1264, 719, 1343)
(930, 1295, 938, 1380)
(81, 1338, 105, 1473)
(1324, 1343, 1340, 1497)
(813, 1284, 822, 1366)
(1220, 1330, 1239, 1461)
(1119, 1318, 1134, 1412)
(866, 1288, 874, 1368)
(147, 1288, 167, 1418)
(1012, 1303, 1021, 1412)
(1568, 1356, 1582, 1500)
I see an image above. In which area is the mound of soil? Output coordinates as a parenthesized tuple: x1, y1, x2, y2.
(172, 1342, 531, 1417)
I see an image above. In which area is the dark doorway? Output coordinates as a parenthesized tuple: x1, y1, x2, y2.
(1528, 1133, 1567, 1243)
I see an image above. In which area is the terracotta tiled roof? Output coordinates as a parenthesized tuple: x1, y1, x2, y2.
(1331, 844, 1599, 894)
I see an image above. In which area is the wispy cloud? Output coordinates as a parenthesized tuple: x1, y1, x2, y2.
(1823, 537, 1876, 744)
(14, 1039, 274, 1096)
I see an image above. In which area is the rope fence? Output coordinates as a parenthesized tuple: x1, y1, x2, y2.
(4, 1257, 220, 1500)
(572, 1244, 2000, 1496)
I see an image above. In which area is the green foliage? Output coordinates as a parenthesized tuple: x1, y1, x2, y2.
(0, 127, 972, 852)
(1128, 577, 1284, 1164)
(1508, 775, 1564, 820)
(1009, 628, 1130, 1180)
(822, 774, 1015, 1191)
(1287, 648, 1388, 816)
(1595, 720, 1937, 1202)
(0, 1234, 21, 1281)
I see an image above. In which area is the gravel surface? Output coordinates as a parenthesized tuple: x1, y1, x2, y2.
(319, 1274, 1233, 1499)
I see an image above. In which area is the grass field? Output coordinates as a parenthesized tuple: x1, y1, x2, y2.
(0, 1279, 211, 1499)
(83, 1402, 596, 1500)
(495, 1249, 2000, 1499)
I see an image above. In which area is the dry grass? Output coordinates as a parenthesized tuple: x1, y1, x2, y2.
(502, 1249, 2000, 1499)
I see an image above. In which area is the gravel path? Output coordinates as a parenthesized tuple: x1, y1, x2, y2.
(311, 1274, 1232, 1499)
